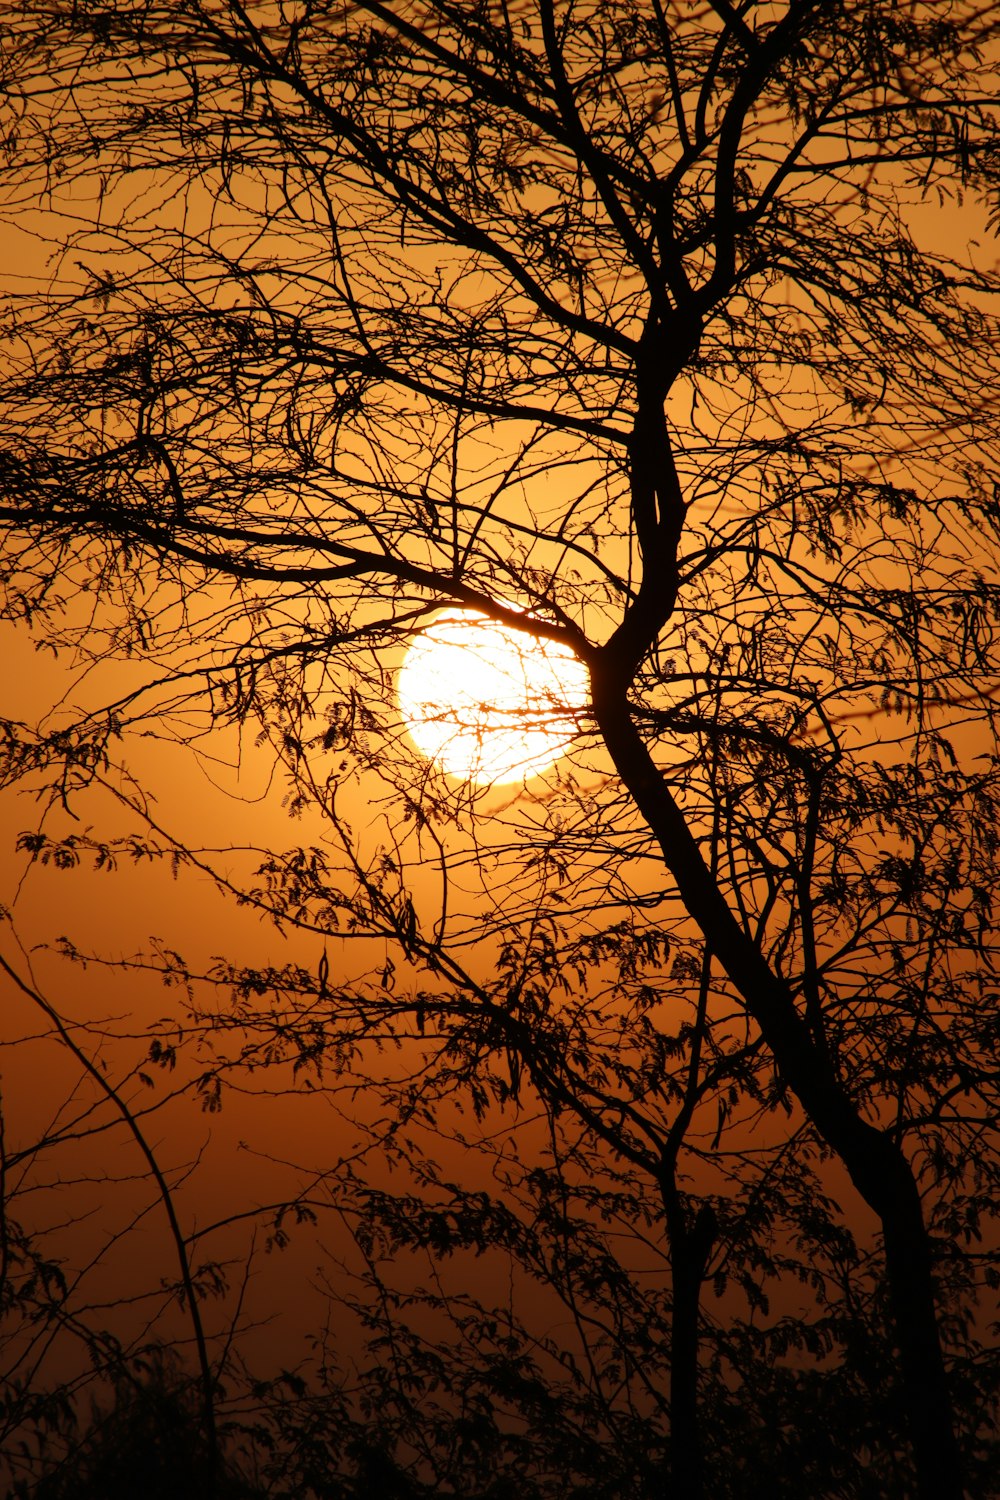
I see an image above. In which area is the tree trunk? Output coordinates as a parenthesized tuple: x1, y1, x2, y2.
(592, 676, 964, 1499)
(661, 1189, 716, 1500)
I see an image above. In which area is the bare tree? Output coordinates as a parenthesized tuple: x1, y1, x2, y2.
(2, 2, 1000, 1495)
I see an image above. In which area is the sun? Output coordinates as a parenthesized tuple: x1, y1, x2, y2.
(397, 611, 589, 785)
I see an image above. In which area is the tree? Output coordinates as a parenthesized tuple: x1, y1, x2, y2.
(22, 1346, 262, 1500)
(2, 2, 1000, 1496)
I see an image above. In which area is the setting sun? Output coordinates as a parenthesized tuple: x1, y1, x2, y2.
(397, 611, 589, 784)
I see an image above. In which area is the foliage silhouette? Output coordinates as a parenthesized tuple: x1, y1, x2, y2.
(20, 1349, 260, 1500)
(1, 2, 1000, 1497)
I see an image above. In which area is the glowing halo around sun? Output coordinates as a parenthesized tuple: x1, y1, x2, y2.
(397, 611, 589, 785)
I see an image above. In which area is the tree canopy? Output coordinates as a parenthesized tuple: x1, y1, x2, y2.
(2, 3, 1000, 1496)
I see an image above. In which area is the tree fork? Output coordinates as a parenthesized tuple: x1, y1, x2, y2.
(590, 669, 964, 1499)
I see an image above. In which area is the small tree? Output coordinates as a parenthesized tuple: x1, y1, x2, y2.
(22, 1347, 260, 1500)
(2, 3, 1000, 1495)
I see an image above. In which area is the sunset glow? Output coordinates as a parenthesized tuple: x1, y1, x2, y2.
(398, 612, 589, 784)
